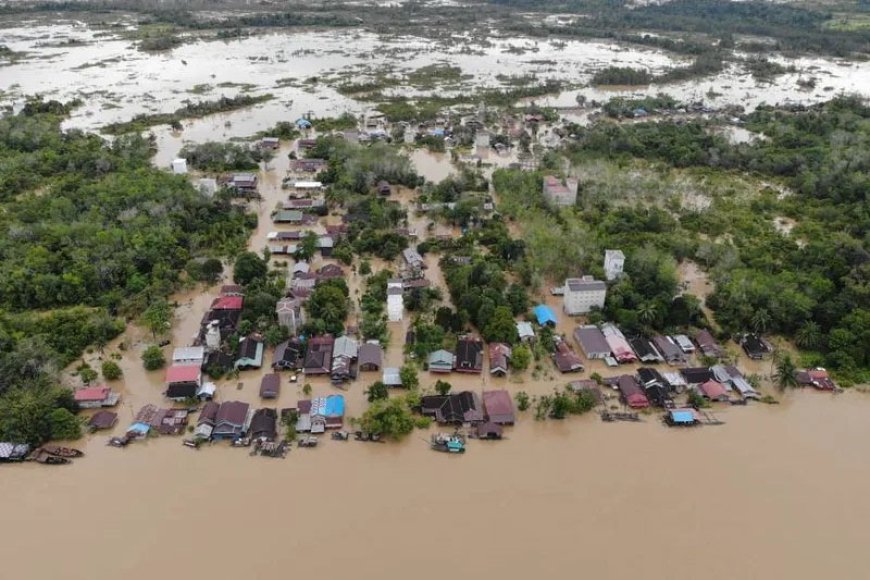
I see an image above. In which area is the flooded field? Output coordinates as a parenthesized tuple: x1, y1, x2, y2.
(4, 391, 870, 580)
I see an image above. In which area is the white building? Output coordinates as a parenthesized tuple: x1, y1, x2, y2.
(604, 249, 625, 281)
(204, 321, 221, 352)
(276, 298, 305, 336)
(387, 279, 404, 323)
(172, 346, 205, 367)
(171, 158, 188, 175)
(563, 276, 607, 315)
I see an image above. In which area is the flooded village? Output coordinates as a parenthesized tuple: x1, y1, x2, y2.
(2, 1, 870, 579)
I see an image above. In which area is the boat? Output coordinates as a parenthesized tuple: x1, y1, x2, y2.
(331, 431, 349, 441)
(231, 437, 252, 447)
(353, 431, 382, 442)
(182, 439, 199, 449)
(600, 411, 640, 422)
(430, 433, 466, 454)
(29, 449, 71, 465)
(298, 435, 318, 448)
(107, 435, 132, 448)
(41, 445, 84, 458)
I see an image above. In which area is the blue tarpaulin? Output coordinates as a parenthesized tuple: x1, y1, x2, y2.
(669, 410, 695, 424)
(533, 304, 558, 326)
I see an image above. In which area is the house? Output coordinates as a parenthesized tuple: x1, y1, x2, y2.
(308, 395, 345, 430)
(220, 284, 244, 297)
(276, 297, 305, 336)
(382, 367, 402, 387)
(172, 346, 205, 367)
(249, 408, 278, 441)
(303, 335, 334, 375)
(482, 389, 515, 424)
(260, 137, 280, 150)
(554, 338, 584, 373)
(273, 209, 305, 224)
(134, 404, 189, 436)
(673, 334, 695, 354)
(489, 343, 512, 377)
(212, 401, 251, 441)
(712, 365, 760, 399)
(617, 375, 650, 408)
(317, 264, 344, 281)
(542, 175, 578, 207)
(260, 374, 281, 399)
(653, 335, 688, 365)
(164, 365, 202, 400)
(290, 158, 327, 173)
(628, 336, 663, 363)
(171, 158, 187, 174)
(604, 249, 625, 281)
(194, 401, 220, 439)
(291, 181, 322, 196)
(230, 173, 258, 194)
(420, 392, 484, 424)
(402, 247, 425, 272)
(428, 349, 455, 373)
(235, 336, 264, 370)
(796, 367, 837, 391)
(697, 379, 729, 402)
(317, 235, 334, 258)
(455, 337, 484, 373)
(681, 367, 714, 385)
(516, 321, 535, 342)
(662, 371, 687, 392)
(358, 342, 383, 372)
(533, 304, 558, 327)
(563, 276, 607, 315)
(295, 118, 312, 130)
(272, 340, 303, 370)
(387, 278, 404, 322)
(574, 325, 611, 359)
(88, 410, 118, 431)
(741, 334, 772, 360)
(377, 180, 392, 196)
(74, 386, 120, 409)
(297, 138, 317, 149)
(637, 367, 672, 408)
(331, 335, 359, 384)
(567, 380, 604, 405)
(211, 295, 244, 311)
(601, 323, 637, 364)
(695, 329, 724, 358)
(292, 261, 311, 277)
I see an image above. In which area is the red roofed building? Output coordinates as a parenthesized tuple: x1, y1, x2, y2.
(211, 295, 244, 310)
(165, 365, 202, 400)
(74, 386, 121, 409)
(697, 379, 729, 402)
(482, 389, 515, 425)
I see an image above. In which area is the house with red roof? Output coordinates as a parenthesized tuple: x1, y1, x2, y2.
(165, 365, 202, 401)
(74, 385, 121, 409)
(482, 389, 515, 425)
(617, 375, 649, 409)
(697, 379, 729, 402)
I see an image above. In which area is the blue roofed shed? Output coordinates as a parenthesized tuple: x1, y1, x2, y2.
(295, 118, 312, 129)
(533, 305, 558, 327)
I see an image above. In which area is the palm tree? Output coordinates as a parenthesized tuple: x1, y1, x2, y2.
(774, 354, 799, 390)
(751, 308, 771, 334)
(795, 321, 822, 350)
(638, 302, 658, 325)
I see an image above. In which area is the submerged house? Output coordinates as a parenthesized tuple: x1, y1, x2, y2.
(637, 367, 672, 408)
(299, 395, 346, 432)
(741, 334, 772, 360)
(574, 325, 611, 360)
(249, 408, 278, 441)
(712, 365, 760, 400)
(420, 392, 484, 424)
(482, 389, 515, 425)
(259, 374, 281, 399)
(533, 304, 558, 327)
(164, 365, 202, 401)
(628, 336, 663, 364)
(695, 330, 724, 358)
(212, 401, 252, 441)
(303, 335, 334, 375)
(74, 385, 121, 409)
(276, 297, 306, 336)
(697, 379, 729, 402)
(653, 335, 688, 365)
(455, 337, 484, 374)
(516, 321, 535, 343)
(382, 367, 402, 387)
(88, 410, 118, 431)
(235, 335, 265, 370)
(428, 349, 455, 373)
(796, 367, 837, 391)
(681, 367, 714, 385)
(601, 323, 637, 364)
(554, 338, 584, 373)
(673, 334, 695, 354)
(172, 346, 205, 367)
(330, 335, 359, 384)
(617, 375, 650, 408)
(194, 401, 220, 440)
(489, 343, 512, 377)
(358, 342, 383, 372)
(272, 339, 303, 371)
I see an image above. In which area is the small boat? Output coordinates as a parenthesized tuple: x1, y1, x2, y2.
(182, 439, 199, 449)
(354, 431, 382, 442)
(298, 435, 318, 448)
(231, 437, 252, 447)
(431, 433, 466, 454)
(41, 445, 84, 458)
(30, 449, 70, 465)
(108, 435, 131, 448)
(331, 431, 349, 441)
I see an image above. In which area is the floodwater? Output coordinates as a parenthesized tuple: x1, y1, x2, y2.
(4, 391, 870, 580)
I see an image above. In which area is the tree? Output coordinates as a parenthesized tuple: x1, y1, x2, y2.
(101, 360, 123, 381)
(366, 381, 389, 402)
(48, 408, 82, 440)
(515, 391, 530, 411)
(483, 306, 519, 344)
(141, 299, 172, 338)
(200, 258, 224, 283)
(795, 320, 823, 350)
(774, 354, 799, 390)
(510, 344, 532, 371)
(638, 302, 658, 325)
(233, 251, 268, 286)
(79, 366, 98, 385)
(751, 308, 771, 334)
(306, 283, 349, 335)
(295, 231, 319, 261)
(358, 397, 415, 439)
(434, 380, 452, 395)
(399, 365, 419, 390)
(142, 345, 166, 371)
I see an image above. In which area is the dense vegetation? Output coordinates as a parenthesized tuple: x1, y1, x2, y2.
(0, 101, 253, 444)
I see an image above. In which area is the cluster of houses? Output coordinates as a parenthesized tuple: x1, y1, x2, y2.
(420, 388, 515, 438)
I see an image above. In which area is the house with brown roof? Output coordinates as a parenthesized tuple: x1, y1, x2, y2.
(358, 342, 383, 372)
(617, 375, 649, 409)
(796, 368, 837, 391)
(249, 408, 278, 441)
(695, 329, 724, 358)
(272, 340, 303, 371)
(420, 392, 484, 424)
(260, 374, 281, 399)
(574, 326, 610, 359)
(697, 379, 729, 402)
(235, 335, 264, 370)
(489, 343, 512, 377)
(482, 389, 515, 425)
(554, 338, 584, 373)
(212, 401, 251, 441)
(87, 410, 118, 431)
(304, 335, 334, 375)
(455, 337, 484, 374)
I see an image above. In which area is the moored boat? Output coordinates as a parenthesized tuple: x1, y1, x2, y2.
(29, 449, 71, 465)
(41, 445, 84, 458)
(431, 433, 466, 454)
(298, 435, 318, 448)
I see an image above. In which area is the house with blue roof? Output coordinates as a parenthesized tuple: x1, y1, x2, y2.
(533, 304, 558, 327)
